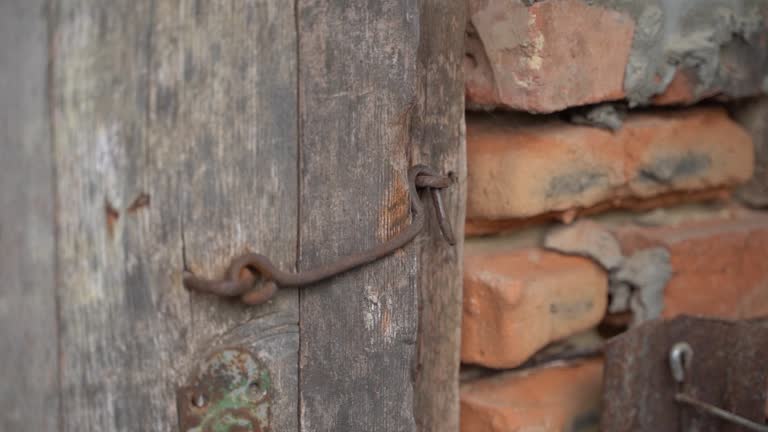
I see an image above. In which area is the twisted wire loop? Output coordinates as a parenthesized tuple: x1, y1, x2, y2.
(182, 164, 455, 305)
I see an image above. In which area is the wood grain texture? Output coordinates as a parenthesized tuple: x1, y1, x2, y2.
(52, 1, 298, 430)
(53, 1, 188, 428)
(411, 1, 466, 431)
(0, 1, 58, 430)
(297, 1, 465, 431)
(297, 1, 419, 431)
(34, 0, 461, 429)
(150, 1, 299, 429)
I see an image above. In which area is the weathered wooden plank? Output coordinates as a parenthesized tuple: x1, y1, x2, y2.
(0, 1, 58, 430)
(52, 1, 188, 429)
(297, 1, 465, 430)
(150, 1, 299, 430)
(52, 0, 298, 430)
(411, 1, 466, 431)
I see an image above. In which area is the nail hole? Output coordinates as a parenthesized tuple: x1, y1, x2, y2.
(466, 23, 478, 38)
(104, 198, 119, 238)
(465, 53, 477, 68)
(191, 393, 207, 408)
(247, 380, 267, 401)
(127, 192, 150, 212)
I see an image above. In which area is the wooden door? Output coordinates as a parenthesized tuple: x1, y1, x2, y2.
(1, 1, 465, 431)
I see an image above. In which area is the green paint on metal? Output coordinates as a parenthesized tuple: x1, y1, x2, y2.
(180, 348, 271, 432)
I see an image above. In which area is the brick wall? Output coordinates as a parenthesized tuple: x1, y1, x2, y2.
(460, 1, 768, 430)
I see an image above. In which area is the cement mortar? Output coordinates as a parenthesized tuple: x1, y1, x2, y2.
(567, 103, 628, 131)
(588, 0, 768, 105)
(544, 221, 672, 324)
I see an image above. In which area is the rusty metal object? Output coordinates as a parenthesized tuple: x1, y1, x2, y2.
(602, 316, 768, 432)
(675, 394, 768, 432)
(178, 348, 271, 432)
(669, 342, 768, 432)
(183, 164, 455, 305)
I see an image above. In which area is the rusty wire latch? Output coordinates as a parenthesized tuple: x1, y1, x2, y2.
(183, 164, 455, 305)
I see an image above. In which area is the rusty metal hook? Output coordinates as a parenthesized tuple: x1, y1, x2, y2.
(669, 342, 768, 432)
(183, 164, 455, 305)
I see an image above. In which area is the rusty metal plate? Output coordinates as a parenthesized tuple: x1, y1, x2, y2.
(602, 316, 768, 432)
(177, 348, 271, 432)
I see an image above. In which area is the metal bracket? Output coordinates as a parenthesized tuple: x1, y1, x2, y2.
(669, 341, 768, 431)
(177, 348, 271, 432)
(602, 316, 768, 431)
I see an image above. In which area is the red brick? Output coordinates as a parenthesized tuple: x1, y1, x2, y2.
(613, 211, 768, 319)
(462, 247, 607, 368)
(465, 188, 732, 237)
(461, 359, 603, 432)
(466, 0, 634, 113)
(466, 0, 768, 112)
(467, 107, 753, 226)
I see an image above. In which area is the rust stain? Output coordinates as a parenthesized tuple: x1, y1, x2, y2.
(378, 176, 410, 242)
(394, 98, 417, 129)
(127, 192, 150, 213)
(380, 303, 391, 337)
(394, 97, 417, 153)
(105, 198, 119, 238)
